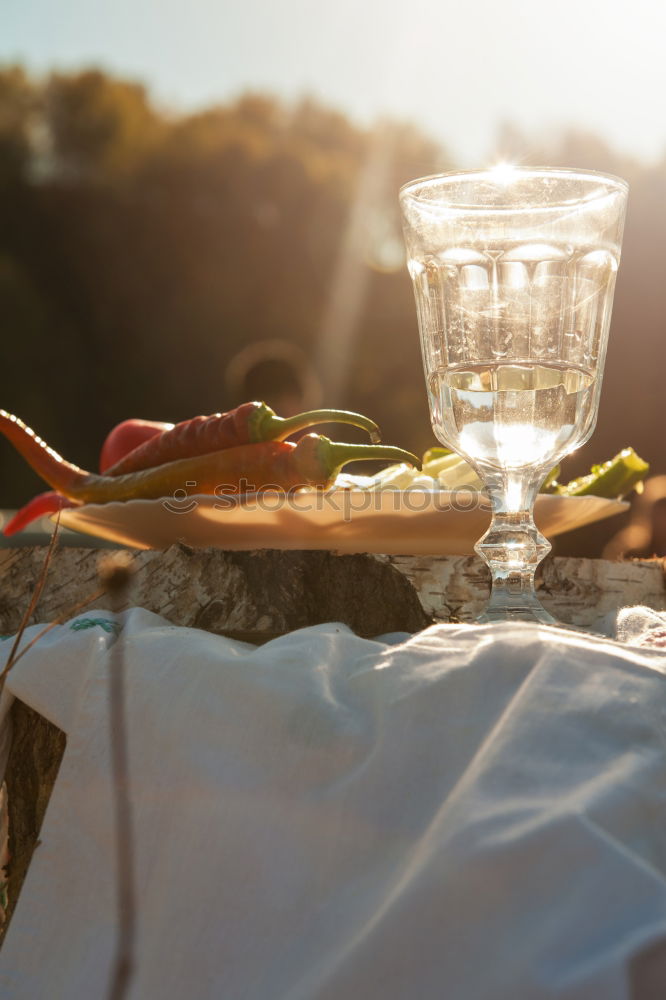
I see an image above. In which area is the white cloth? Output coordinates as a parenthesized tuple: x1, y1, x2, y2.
(0, 610, 665, 999)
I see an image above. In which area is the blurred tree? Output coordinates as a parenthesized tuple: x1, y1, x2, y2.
(0, 66, 37, 186)
(45, 69, 162, 180)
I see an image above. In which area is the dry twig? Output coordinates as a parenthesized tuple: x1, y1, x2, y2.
(101, 553, 136, 1000)
(0, 512, 62, 695)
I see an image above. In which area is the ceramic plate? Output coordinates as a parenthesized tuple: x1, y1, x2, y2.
(57, 490, 628, 554)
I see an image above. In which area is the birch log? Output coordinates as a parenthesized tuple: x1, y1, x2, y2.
(387, 553, 666, 629)
(0, 546, 664, 635)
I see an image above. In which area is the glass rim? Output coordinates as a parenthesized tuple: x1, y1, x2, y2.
(399, 165, 629, 210)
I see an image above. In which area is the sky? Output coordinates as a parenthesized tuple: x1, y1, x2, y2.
(3, 0, 666, 166)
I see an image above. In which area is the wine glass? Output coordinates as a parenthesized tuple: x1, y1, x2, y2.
(399, 166, 628, 624)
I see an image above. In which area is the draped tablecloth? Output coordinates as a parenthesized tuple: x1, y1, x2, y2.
(0, 607, 665, 999)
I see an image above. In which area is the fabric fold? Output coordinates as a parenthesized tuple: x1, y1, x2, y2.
(0, 610, 664, 999)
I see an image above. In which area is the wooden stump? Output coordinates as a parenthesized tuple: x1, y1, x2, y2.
(0, 545, 432, 638)
(0, 545, 664, 636)
(1, 703, 66, 946)
(388, 552, 666, 628)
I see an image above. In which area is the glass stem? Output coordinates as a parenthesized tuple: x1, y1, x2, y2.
(474, 469, 555, 624)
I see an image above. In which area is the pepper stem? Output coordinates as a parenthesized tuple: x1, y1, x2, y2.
(323, 441, 420, 480)
(261, 409, 381, 444)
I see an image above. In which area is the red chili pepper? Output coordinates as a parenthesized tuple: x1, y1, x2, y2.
(0, 410, 417, 505)
(103, 402, 381, 477)
(99, 419, 173, 473)
(3, 491, 78, 536)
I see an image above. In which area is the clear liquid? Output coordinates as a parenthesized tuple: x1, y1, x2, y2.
(410, 241, 619, 372)
(430, 362, 596, 471)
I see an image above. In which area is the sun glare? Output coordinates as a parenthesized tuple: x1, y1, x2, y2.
(488, 161, 517, 184)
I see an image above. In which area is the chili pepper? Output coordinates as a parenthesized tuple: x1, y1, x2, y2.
(3, 491, 78, 536)
(100, 418, 173, 473)
(4, 418, 167, 534)
(0, 411, 418, 504)
(1, 405, 382, 533)
(555, 447, 649, 499)
(103, 402, 381, 477)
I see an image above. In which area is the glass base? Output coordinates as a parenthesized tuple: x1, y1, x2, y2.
(476, 599, 556, 625)
(474, 505, 557, 626)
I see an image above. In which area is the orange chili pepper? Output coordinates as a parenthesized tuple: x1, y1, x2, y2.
(103, 402, 381, 477)
(0, 411, 418, 506)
